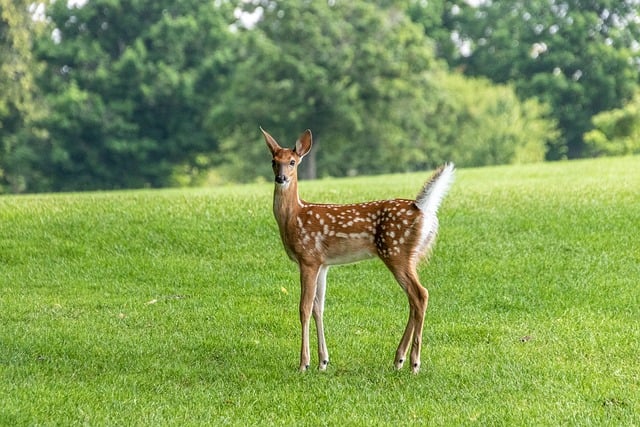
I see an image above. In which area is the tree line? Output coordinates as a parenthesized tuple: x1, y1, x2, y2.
(1, 0, 639, 193)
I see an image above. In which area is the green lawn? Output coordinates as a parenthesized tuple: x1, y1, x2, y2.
(1, 156, 638, 426)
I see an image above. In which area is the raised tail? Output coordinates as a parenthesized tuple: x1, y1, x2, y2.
(415, 163, 455, 218)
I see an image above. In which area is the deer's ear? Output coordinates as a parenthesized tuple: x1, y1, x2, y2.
(294, 129, 312, 158)
(261, 127, 281, 156)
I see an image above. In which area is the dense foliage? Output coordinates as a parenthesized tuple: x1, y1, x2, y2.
(411, 0, 640, 159)
(0, 0, 46, 192)
(33, 0, 236, 191)
(584, 91, 640, 156)
(0, 0, 638, 192)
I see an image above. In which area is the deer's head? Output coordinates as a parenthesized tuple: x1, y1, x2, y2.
(261, 128, 312, 186)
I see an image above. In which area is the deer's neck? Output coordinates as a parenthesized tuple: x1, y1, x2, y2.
(272, 180, 302, 228)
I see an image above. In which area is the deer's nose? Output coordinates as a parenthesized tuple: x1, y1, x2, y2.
(275, 175, 287, 184)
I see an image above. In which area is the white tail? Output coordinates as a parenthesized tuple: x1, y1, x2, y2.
(262, 128, 455, 373)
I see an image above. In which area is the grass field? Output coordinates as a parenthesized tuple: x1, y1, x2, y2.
(1, 156, 639, 426)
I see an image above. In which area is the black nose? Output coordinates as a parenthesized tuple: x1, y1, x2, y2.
(275, 175, 287, 184)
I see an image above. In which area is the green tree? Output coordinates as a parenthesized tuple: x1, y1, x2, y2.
(210, 0, 443, 181)
(33, 0, 236, 191)
(431, 72, 557, 167)
(411, 0, 640, 159)
(0, 0, 46, 193)
(584, 92, 640, 156)
(213, 1, 557, 182)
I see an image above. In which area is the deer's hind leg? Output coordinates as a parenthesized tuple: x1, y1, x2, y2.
(389, 264, 429, 374)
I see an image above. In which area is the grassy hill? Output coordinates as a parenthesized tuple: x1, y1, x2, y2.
(1, 156, 638, 425)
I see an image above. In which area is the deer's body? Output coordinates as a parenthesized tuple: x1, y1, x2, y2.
(263, 128, 454, 373)
(275, 198, 424, 265)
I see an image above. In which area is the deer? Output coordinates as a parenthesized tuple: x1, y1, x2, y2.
(261, 127, 455, 374)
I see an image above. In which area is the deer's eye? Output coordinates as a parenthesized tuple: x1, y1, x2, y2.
(289, 160, 296, 167)
(271, 160, 276, 168)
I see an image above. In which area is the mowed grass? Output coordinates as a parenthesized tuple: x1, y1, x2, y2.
(1, 156, 638, 426)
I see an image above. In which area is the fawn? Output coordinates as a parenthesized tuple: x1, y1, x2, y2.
(262, 128, 454, 373)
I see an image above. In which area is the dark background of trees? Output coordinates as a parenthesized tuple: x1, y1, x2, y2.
(1, 0, 639, 193)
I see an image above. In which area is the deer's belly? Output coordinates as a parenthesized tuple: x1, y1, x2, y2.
(324, 235, 377, 265)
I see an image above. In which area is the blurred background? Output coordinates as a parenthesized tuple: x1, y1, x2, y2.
(1, 0, 639, 193)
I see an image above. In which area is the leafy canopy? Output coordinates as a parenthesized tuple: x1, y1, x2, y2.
(33, 0, 236, 191)
(412, 0, 640, 159)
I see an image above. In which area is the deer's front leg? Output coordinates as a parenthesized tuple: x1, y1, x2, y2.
(313, 265, 330, 370)
(298, 263, 320, 371)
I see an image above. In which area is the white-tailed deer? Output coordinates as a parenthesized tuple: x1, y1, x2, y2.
(262, 128, 454, 373)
